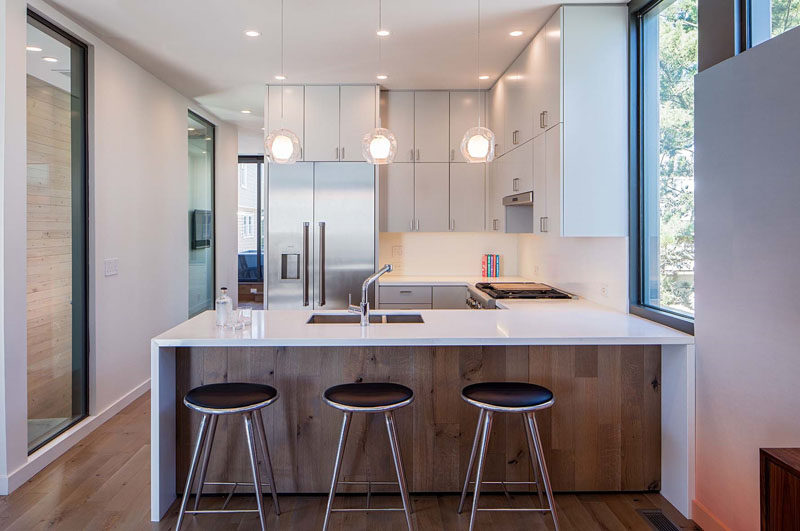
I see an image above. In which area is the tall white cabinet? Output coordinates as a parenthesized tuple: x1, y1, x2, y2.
(487, 5, 628, 237)
(413, 91, 450, 162)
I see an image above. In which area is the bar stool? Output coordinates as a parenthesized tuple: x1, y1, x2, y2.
(458, 382, 559, 531)
(176, 382, 281, 531)
(322, 382, 415, 531)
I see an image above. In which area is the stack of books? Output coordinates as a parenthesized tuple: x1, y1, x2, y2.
(481, 254, 501, 277)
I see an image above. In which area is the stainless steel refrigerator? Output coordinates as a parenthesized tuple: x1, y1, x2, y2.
(266, 162, 376, 309)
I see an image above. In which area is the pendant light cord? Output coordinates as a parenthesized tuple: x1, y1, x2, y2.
(280, 0, 285, 124)
(477, 0, 481, 128)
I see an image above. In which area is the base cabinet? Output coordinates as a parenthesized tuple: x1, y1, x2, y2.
(761, 448, 800, 530)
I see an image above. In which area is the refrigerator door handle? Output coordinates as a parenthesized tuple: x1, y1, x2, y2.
(302, 222, 310, 306)
(318, 221, 326, 306)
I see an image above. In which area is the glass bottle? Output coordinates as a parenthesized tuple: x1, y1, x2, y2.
(215, 287, 232, 327)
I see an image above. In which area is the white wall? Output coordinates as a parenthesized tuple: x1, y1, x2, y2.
(379, 232, 520, 276)
(517, 235, 629, 312)
(694, 27, 800, 531)
(0, 0, 237, 491)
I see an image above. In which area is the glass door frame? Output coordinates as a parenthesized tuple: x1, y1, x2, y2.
(26, 9, 90, 454)
(238, 155, 265, 284)
(188, 110, 216, 317)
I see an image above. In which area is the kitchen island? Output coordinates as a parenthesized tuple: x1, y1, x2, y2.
(151, 299, 694, 521)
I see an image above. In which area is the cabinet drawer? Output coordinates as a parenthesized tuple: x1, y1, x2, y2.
(379, 302, 432, 310)
(379, 286, 433, 304)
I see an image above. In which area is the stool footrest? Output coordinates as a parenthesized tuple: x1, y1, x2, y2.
(184, 509, 261, 515)
(331, 507, 406, 513)
(477, 507, 554, 512)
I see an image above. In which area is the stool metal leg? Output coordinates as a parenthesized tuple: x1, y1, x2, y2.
(176, 414, 210, 531)
(458, 408, 487, 514)
(253, 409, 281, 515)
(527, 411, 560, 531)
(244, 413, 267, 531)
(192, 414, 218, 511)
(522, 413, 545, 509)
(468, 410, 494, 531)
(323, 411, 352, 531)
(385, 411, 414, 530)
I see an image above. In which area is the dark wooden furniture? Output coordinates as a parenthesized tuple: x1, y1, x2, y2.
(761, 448, 800, 530)
(175, 345, 661, 495)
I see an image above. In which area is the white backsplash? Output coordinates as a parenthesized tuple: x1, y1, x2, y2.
(517, 234, 629, 312)
(379, 232, 520, 276)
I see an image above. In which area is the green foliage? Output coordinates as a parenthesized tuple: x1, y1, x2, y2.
(655, 0, 697, 314)
(772, 0, 800, 36)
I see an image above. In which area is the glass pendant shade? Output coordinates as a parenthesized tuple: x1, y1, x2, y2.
(265, 128, 301, 164)
(361, 127, 397, 164)
(460, 126, 495, 163)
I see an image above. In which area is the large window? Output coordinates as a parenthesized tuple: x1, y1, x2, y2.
(25, 12, 88, 452)
(750, 0, 800, 45)
(188, 112, 215, 317)
(237, 156, 264, 291)
(631, 0, 697, 332)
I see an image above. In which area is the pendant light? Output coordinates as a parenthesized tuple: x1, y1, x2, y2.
(265, 0, 301, 164)
(460, 0, 495, 163)
(362, 0, 397, 165)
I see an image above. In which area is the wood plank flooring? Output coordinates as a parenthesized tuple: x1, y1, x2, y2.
(0, 393, 699, 530)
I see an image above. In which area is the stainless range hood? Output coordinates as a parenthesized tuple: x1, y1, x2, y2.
(502, 191, 533, 206)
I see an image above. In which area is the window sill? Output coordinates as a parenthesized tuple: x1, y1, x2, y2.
(630, 304, 695, 335)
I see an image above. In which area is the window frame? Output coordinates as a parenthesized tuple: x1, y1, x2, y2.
(238, 155, 264, 284)
(629, 0, 695, 335)
(26, 9, 91, 454)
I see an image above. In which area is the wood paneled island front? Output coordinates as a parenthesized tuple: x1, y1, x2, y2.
(151, 304, 695, 521)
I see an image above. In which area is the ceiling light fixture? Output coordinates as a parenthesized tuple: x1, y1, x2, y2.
(188, 127, 196, 131)
(265, 0, 301, 164)
(42, 56, 58, 63)
(362, 0, 397, 165)
(509, 30, 523, 37)
(244, 30, 261, 37)
(376, 29, 390, 36)
(461, 0, 495, 163)
(241, 109, 252, 114)
(26, 45, 42, 52)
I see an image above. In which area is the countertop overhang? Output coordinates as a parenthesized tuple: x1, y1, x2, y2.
(152, 298, 693, 348)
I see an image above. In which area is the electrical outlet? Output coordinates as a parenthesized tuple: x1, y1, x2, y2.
(391, 245, 403, 258)
(104, 258, 119, 277)
(600, 283, 609, 298)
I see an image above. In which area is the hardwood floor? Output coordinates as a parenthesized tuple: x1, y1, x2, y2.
(0, 393, 699, 530)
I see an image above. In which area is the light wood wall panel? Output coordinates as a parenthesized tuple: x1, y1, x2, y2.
(176, 345, 661, 494)
(26, 75, 73, 421)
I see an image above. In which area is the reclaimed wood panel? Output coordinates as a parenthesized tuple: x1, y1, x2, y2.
(176, 345, 661, 494)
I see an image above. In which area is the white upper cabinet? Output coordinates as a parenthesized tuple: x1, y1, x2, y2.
(504, 44, 535, 149)
(379, 163, 415, 232)
(340, 85, 376, 161)
(541, 11, 563, 130)
(266, 85, 305, 159)
(544, 123, 562, 235)
(414, 91, 450, 162)
(532, 133, 547, 234)
(449, 91, 486, 163)
(488, 78, 506, 157)
(449, 163, 485, 232)
(304, 85, 340, 161)
(381, 91, 415, 162)
(413, 163, 450, 231)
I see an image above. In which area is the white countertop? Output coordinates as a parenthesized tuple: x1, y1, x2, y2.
(152, 297, 693, 348)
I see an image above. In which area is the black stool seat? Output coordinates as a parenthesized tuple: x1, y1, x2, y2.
(184, 382, 278, 414)
(462, 382, 554, 411)
(323, 382, 414, 411)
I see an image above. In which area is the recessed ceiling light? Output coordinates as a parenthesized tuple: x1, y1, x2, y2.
(509, 30, 524, 37)
(274, 74, 287, 80)
(205, 137, 211, 141)
(376, 74, 388, 80)
(376, 29, 390, 37)
(244, 30, 261, 37)
(478, 75, 490, 80)
(42, 56, 58, 63)
(508, 75, 522, 80)
(188, 127, 196, 131)
(26, 45, 42, 52)
(241, 110, 252, 114)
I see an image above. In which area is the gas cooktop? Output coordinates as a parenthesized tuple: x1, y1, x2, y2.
(474, 282, 573, 300)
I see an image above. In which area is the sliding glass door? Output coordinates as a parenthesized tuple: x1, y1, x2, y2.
(26, 12, 88, 452)
(188, 112, 215, 317)
(237, 156, 264, 308)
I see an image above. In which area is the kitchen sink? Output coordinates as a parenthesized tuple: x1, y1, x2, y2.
(306, 313, 424, 324)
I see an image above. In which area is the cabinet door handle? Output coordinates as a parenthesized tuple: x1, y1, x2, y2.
(410, 218, 414, 231)
(542, 111, 548, 129)
(410, 148, 415, 161)
(492, 218, 498, 231)
(416, 148, 420, 161)
(450, 218, 455, 231)
(341, 146, 345, 160)
(513, 178, 520, 192)
(450, 149, 455, 161)
(399, 290, 412, 294)
(495, 143, 499, 153)
(300, 146, 304, 159)
(540, 216, 549, 233)
(335, 147, 339, 160)
(415, 218, 420, 231)
(513, 130, 519, 145)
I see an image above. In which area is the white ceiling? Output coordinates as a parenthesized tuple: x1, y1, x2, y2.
(45, 0, 622, 143)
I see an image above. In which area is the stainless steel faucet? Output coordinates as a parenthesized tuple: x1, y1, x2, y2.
(348, 264, 393, 326)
